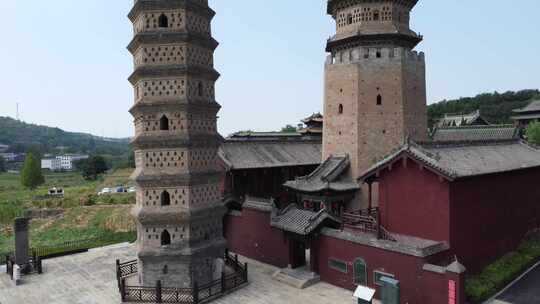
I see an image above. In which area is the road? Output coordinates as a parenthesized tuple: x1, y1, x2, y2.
(490, 262, 540, 304)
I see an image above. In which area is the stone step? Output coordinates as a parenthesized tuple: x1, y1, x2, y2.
(272, 268, 320, 289)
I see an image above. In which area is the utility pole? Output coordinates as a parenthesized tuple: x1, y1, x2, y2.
(16, 102, 20, 120)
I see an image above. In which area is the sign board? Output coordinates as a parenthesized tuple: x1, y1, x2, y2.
(448, 280, 456, 304)
(353, 285, 376, 301)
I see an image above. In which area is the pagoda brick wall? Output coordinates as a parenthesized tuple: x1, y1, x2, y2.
(333, 2, 412, 37)
(323, 47, 427, 182)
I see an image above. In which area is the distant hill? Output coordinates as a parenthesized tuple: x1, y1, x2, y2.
(427, 89, 540, 127)
(0, 116, 130, 156)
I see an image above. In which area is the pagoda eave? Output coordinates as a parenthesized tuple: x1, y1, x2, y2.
(132, 204, 226, 225)
(133, 171, 222, 188)
(127, 32, 219, 54)
(128, 65, 220, 84)
(129, 101, 221, 116)
(326, 33, 423, 52)
(137, 238, 227, 259)
(128, 0, 215, 22)
(130, 134, 222, 150)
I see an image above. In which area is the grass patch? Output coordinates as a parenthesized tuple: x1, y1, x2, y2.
(466, 235, 540, 303)
(0, 201, 26, 225)
(0, 170, 136, 264)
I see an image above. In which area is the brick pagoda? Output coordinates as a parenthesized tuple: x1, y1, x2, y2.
(128, 0, 226, 287)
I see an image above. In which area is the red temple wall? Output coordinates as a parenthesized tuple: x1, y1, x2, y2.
(313, 234, 464, 304)
(449, 167, 540, 273)
(378, 160, 451, 243)
(223, 208, 290, 268)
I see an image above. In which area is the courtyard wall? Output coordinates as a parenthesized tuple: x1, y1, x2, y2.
(223, 207, 289, 268)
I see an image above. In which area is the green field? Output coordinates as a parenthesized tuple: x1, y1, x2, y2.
(0, 169, 136, 256)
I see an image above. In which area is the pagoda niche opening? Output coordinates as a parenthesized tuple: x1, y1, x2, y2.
(161, 191, 171, 206)
(161, 230, 171, 246)
(373, 11, 380, 21)
(160, 115, 169, 131)
(198, 82, 203, 97)
(158, 14, 169, 28)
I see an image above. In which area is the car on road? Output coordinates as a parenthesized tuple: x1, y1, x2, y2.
(98, 188, 112, 196)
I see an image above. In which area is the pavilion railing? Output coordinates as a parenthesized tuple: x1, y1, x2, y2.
(342, 208, 396, 242)
(116, 250, 248, 304)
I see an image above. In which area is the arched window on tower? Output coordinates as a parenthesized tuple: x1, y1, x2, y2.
(338, 104, 344, 114)
(347, 14, 353, 25)
(373, 11, 380, 21)
(161, 191, 171, 206)
(198, 82, 204, 97)
(377, 94, 382, 106)
(160, 115, 169, 131)
(158, 14, 169, 28)
(161, 230, 171, 246)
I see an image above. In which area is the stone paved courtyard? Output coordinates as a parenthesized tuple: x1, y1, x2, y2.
(0, 243, 358, 304)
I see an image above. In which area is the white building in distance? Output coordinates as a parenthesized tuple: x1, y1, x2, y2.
(42, 154, 89, 171)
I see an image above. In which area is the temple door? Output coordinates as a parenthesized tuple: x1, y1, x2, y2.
(289, 239, 306, 268)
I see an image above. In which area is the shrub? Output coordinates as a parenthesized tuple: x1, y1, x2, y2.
(20, 153, 45, 190)
(466, 238, 540, 303)
(0, 201, 26, 225)
(526, 121, 540, 145)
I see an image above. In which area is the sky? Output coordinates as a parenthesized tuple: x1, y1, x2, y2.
(0, 1, 538, 138)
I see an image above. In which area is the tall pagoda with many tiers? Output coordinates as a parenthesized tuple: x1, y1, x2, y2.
(128, 0, 226, 287)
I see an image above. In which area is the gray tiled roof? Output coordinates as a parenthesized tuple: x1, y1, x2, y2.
(437, 110, 488, 127)
(242, 196, 274, 212)
(284, 155, 360, 193)
(271, 204, 341, 235)
(511, 113, 540, 121)
(360, 140, 540, 181)
(431, 125, 519, 142)
(513, 100, 540, 113)
(302, 113, 323, 124)
(218, 141, 322, 170)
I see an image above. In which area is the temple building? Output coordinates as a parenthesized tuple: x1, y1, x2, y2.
(299, 113, 324, 136)
(128, 0, 226, 287)
(436, 110, 490, 127)
(431, 124, 519, 142)
(222, 1, 540, 303)
(218, 117, 323, 209)
(512, 99, 540, 128)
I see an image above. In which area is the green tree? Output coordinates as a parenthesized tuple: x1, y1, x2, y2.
(20, 153, 45, 190)
(78, 155, 109, 180)
(0, 155, 6, 173)
(281, 124, 298, 133)
(526, 121, 540, 145)
(127, 150, 135, 168)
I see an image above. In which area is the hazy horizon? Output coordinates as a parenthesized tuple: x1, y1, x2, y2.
(0, 1, 539, 138)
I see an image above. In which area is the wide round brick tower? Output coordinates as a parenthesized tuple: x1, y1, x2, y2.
(128, 0, 226, 287)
